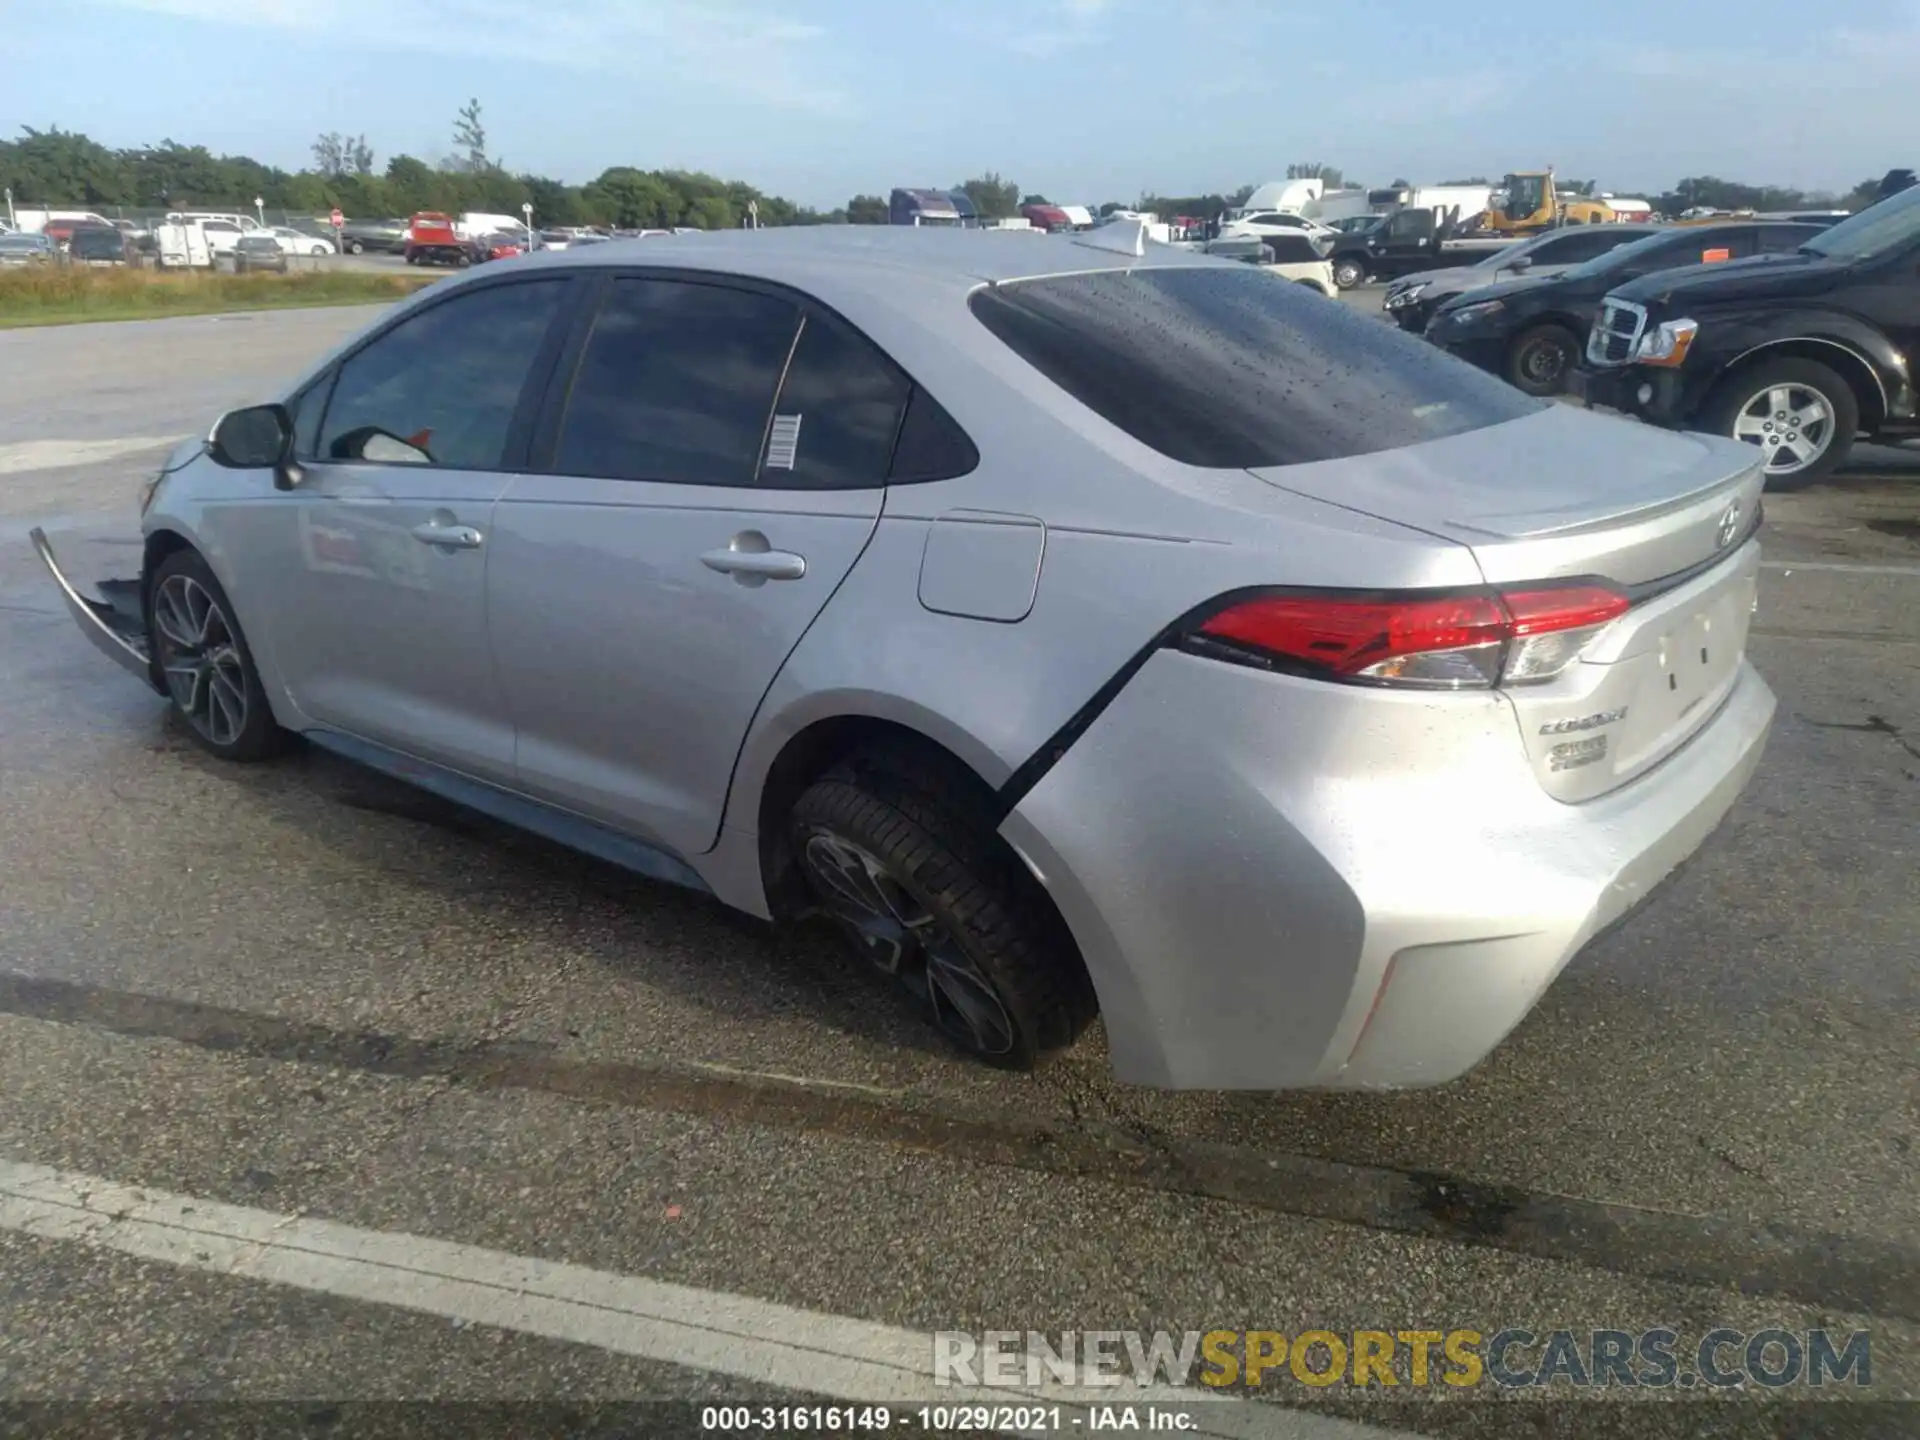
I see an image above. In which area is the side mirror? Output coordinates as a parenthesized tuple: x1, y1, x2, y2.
(207, 403, 301, 490)
(1508, 255, 1533, 273)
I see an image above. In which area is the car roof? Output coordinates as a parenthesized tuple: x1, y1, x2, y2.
(492, 225, 1220, 301)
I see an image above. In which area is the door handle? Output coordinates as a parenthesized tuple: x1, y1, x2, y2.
(700, 531, 806, 585)
(410, 521, 484, 550)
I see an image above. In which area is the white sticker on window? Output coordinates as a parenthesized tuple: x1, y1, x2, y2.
(765, 413, 803, 471)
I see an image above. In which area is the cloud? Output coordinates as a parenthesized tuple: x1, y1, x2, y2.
(88, 0, 852, 114)
(1006, 0, 1113, 56)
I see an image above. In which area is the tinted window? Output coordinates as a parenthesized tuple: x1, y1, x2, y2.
(1569, 228, 1754, 279)
(1535, 229, 1638, 264)
(319, 280, 566, 470)
(1758, 225, 1817, 253)
(289, 375, 333, 459)
(1804, 184, 1920, 261)
(70, 229, 122, 257)
(764, 314, 911, 489)
(552, 278, 799, 485)
(970, 265, 1541, 469)
(1262, 234, 1323, 264)
(889, 387, 978, 483)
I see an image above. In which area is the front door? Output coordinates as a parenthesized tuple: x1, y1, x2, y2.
(488, 274, 909, 857)
(219, 276, 574, 782)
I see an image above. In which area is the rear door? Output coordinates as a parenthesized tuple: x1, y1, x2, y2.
(488, 273, 908, 856)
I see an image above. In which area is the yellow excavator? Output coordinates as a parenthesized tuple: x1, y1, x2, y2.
(1484, 170, 1615, 233)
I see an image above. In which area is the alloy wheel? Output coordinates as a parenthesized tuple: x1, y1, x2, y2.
(152, 574, 250, 747)
(800, 829, 1017, 1058)
(1732, 383, 1834, 476)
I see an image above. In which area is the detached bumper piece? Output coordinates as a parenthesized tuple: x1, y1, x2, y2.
(28, 527, 157, 689)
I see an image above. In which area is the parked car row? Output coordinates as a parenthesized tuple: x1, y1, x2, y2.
(1396, 183, 1920, 484)
(0, 225, 140, 267)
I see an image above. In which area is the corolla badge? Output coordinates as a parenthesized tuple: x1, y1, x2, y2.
(1715, 500, 1742, 549)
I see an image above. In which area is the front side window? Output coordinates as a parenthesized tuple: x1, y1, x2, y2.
(551, 278, 801, 485)
(318, 280, 567, 470)
(970, 264, 1541, 469)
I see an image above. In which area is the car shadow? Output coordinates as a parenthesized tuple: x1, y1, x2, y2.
(156, 718, 961, 1064)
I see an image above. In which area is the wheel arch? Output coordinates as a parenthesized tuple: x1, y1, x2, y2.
(139, 519, 307, 731)
(1718, 337, 1888, 430)
(746, 706, 1019, 922)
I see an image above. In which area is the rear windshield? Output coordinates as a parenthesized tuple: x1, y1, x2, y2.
(70, 230, 122, 255)
(968, 265, 1541, 468)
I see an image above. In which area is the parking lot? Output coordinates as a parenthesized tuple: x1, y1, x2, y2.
(0, 303, 1916, 1435)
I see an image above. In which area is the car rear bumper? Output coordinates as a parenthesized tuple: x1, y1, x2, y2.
(29, 527, 157, 689)
(1000, 647, 1775, 1090)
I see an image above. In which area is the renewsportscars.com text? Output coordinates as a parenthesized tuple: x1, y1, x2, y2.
(934, 1327, 1873, 1390)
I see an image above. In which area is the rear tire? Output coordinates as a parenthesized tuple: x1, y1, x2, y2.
(1505, 323, 1580, 397)
(1698, 356, 1859, 489)
(349, 239, 365, 254)
(146, 549, 289, 763)
(788, 753, 1096, 1070)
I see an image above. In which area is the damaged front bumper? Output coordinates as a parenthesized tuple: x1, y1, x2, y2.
(28, 527, 160, 692)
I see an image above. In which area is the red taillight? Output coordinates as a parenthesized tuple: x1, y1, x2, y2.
(1190, 583, 1630, 689)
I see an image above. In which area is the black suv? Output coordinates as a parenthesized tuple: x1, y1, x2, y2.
(1424, 222, 1824, 397)
(1573, 184, 1920, 485)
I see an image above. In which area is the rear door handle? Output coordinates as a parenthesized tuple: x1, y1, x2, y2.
(700, 532, 806, 584)
(410, 521, 484, 550)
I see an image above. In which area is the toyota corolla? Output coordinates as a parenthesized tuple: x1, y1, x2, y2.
(32, 225, 1775, 1089)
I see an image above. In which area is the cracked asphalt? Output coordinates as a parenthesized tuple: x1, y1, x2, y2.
(0, 303, 1916, 1437)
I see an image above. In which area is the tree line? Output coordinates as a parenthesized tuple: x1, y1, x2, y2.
(1, 118, 1902, 231)
(0, 110, 843, 231)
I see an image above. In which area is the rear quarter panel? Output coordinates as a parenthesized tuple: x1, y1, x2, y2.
(719, 301, 1485, 857)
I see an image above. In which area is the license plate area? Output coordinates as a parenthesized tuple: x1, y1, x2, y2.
(1602, 573, 1754, 780)
(1508, 544, 1759, 802)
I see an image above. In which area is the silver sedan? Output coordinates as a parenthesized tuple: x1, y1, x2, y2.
(33, 224, 1775, 1088)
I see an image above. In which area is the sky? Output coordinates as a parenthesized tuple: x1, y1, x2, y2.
(4, 0, 1917, 209)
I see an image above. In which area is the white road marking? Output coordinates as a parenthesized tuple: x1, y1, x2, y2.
(0, 1157, 1409, 1439)
(1762, 560, 1920, 577)
(0, 437, 181, 477)
(688, 1060, 908, 1098)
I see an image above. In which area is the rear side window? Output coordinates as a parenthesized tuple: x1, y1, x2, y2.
(764, 313, 912, 489)
(969, 265, 1541, 468)
(319, 279, 567, 470)
(552, 278, 800, 485)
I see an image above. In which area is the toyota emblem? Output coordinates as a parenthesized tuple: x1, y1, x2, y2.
(1715, 501, 1742, 549)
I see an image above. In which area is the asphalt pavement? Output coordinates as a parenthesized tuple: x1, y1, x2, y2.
(0, 302, 1915, 1438)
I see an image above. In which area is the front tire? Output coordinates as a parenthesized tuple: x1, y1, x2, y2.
(1699, 356, 1859, 488)
(789, 756, 1096, 1070)
(147, 549, 288, 763)
(349, 239, 365, 254)
(1505, 323, 1580, 397)
(1332, 255, 1366, 289)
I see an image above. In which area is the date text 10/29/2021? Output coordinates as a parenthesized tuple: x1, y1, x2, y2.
(702, 1408, 1196, 1433)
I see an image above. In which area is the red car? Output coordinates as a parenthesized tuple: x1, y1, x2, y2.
(403, 212, 468, 267)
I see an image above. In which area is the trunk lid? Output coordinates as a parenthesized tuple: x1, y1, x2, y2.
(1249, 403, 1768, 800)
(1247, 402, 1765, 589)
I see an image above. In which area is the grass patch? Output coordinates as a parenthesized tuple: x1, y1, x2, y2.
(0, 265, 441, 327)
